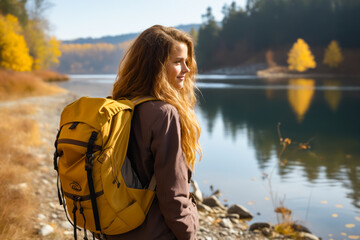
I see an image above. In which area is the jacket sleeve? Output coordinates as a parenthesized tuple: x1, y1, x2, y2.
(150, 105, 199, 240)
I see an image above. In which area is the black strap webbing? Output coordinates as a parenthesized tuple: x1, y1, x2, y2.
(79, 201, 88, 240)
(53, 129, 62, 205)
(85, 131, 101, 232)
(72, 200, 78, 240)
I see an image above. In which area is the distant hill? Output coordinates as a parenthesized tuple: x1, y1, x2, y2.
(62, 23, 201, 45)
(56, 24, 202, 74)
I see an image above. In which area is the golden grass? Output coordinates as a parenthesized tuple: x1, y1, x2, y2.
(0, 106, 40, 239)
(32, 69, 69, 82)
(0, 69, 66, 101)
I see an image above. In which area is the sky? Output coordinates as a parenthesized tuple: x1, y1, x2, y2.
(46, 0, 246, 41)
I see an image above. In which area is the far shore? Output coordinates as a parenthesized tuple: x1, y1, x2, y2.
(201, 63, 360, 79)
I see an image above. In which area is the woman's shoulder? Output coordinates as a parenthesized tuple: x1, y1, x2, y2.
(133, 100, 180, 132)
(137, 100, 179, 118)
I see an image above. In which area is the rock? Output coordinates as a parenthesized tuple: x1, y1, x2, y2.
(203, 195, 225, 209)
(227, 204, 253, 219)
(229, 217, 239, 224)
(41, 179, 50, 185)
(199, 226, 210, 233)
(39, 224, 54, 236)
(204, 216, 214, 223)
(292, 223, 312, 233)
(213, 206, 226, 214)
(191, 179, 203, 202)
(219, 218, 233, 229)
(298, 232, 320, 240)
(226, 213, 240, 219)
(197, 202, 213, 213)
(9, 182, 28, 191)
(61, 220, 73, 230)
(249, 222, 272, 232)
(211, 189, 221, 198)
(37, 213, 46, 220)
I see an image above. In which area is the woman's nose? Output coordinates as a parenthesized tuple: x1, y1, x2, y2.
(182, 63, 190, 73)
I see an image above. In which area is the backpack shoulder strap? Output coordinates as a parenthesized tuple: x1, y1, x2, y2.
(131, 96, 157, 106)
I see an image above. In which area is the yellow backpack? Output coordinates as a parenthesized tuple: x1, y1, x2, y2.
(53, 96, 156, 239)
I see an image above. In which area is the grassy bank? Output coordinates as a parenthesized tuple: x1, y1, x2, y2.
(0, 70, 67, 101)
(0, 70, 67, 238)
(0, 105, 40, 239)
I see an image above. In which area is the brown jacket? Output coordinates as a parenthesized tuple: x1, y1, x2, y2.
(107, 101, 199, 240)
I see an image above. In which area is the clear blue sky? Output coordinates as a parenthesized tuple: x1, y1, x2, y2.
(47, 0, 246, 41)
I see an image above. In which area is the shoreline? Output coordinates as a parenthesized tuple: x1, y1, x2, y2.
(1, 91, 321, 239)
(202, 64, 360, 79)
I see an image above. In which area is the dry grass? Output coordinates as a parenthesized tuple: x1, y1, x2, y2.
(0, 106, 40, 239)
(0, 69, 68, 239)
(32, 70, 69, 82)
(0, 69, 66, 101)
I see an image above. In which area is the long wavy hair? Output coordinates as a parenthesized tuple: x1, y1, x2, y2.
(112, 25, 201, 169)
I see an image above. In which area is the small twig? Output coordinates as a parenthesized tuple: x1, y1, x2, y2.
(277, 122, 283, 142)
(305, 188, 313, 223)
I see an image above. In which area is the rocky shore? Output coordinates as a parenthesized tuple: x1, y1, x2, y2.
(6, 92, 320, 239)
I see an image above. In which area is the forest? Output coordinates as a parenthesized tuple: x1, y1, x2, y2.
(196, 0, 360, 73)
(0, 0, 61, 72)
(2, 0, 358, 75)
(52, 0, 360, 74)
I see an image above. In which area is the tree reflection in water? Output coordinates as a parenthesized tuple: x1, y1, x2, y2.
(197, 78, 360, 208)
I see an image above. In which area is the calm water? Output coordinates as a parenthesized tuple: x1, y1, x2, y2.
(57, 74, 360, 239)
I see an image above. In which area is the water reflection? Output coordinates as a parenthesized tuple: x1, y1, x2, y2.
(323, 80, 342, 112)
(287, 79, 315, 123)
(197, 79, 360, 209)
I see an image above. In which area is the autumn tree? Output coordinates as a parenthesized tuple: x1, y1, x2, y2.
(287, 38, 316, 72)
(24, 0, 61, 70)
(23, 19, 61, 70)
(57, 43, 125, 73)
(0, 0, 28, 26)
(323, 40, 344, 68)
(0, 14, 33, 71)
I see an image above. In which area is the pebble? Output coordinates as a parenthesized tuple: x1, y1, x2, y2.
(203, 195, 225, 209)
(39, 224, 54, 236)
(219, 218, 233, 229)
(42, 179, 50, 185)
(61, 221, 73, 230)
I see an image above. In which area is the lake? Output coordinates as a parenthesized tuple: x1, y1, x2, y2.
(57, 74, 360, 239)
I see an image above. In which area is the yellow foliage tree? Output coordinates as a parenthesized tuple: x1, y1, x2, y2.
(287, 38, 316, 72)
(24, 20, 62, 70)
(323, 40, 343, 68)
(0, 14, 33, 71)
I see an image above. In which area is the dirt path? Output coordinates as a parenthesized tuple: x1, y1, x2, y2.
(1, 92, 79, 239)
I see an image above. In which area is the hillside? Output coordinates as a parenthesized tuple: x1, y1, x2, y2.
(55, 24, 201, 74)
(62, 23, 201, 45)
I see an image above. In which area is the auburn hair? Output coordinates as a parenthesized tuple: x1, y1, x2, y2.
(112, 25, 201, 169)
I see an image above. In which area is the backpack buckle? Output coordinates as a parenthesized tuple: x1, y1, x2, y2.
(85, 154, 94, 171)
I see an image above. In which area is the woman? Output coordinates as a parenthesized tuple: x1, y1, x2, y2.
(109, 25, 202, 240)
